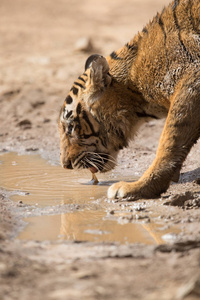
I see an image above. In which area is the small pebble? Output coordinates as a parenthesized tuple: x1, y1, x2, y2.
(193, 178, 200, 185)
(75, 37, 93, 52)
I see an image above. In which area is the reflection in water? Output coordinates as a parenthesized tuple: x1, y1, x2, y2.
(1, 152, 179, 244)
(17, 211, 178, 244)
(0, 152, 111, 207)
(59, 211, 167, 244)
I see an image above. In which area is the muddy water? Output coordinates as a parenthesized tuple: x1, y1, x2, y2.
(0, 152, 179, 244)
(0, 152, 112, 207)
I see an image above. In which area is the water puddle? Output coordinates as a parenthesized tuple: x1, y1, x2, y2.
(0, 152, 113, 207)
(0, 152, 180, 244)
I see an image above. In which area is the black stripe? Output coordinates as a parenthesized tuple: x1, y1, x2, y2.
(158, 15, 166, 40)
(142, 27, 148, 34)
(125, 43, 138, 52)
(73, 151, 85, 167)
(81, 133, 93, 139)
(158, 11, 169, 73)
(73, 115, 79, 123)
(173, 1, 193, 62)
(173, 0, 179, 11)
(78, 76, 86, 83)
(70, 86, 78, 95)
(65, 95, 73, 104)
(99, 136, 107, 148)
(136, 111, 158, 119)
(110, 51, 122, 60)
(76, 103, 82, 115)
(82, 110, 98, 135)
(66, 110, 73, 119)
(127, 87, 144, 98)
(74, 81, 85, 89)
(73, 115, 82, 135)
(81, 133, 99, 139)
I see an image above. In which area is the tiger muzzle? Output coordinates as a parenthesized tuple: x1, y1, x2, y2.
(63, 159, 73, 169)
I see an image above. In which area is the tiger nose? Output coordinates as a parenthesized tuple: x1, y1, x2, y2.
(63, 159, 73, 169)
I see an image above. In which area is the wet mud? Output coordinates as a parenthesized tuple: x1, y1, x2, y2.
(1, 0, 200, 299)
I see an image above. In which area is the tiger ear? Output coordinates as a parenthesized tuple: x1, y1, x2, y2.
(85, 54, 112, 88)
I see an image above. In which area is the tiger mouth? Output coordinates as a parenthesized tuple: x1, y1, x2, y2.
(89, 166, 98, 173)
(73, 152, 116, 173)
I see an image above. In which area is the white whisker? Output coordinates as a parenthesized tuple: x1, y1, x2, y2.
(85, 158, 100, 172)
(86, 152, 117, 166)
(72, 150, 117, 173)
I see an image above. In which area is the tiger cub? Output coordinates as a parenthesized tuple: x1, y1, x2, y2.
(58, 0, 200, 200)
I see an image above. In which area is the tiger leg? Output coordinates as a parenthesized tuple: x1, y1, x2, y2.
(107, 71, 200, 200)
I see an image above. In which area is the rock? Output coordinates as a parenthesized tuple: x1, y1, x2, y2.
(164, 191, 194, 207)
(31, 101, 45, 108)
(74, 37, 93, 52)
(26, 148, 39, 152)
(43, 118, 51, 123)
(17, 119, 32, 129)
(185, 198, 200, 209)
(193, 178, 200, 185)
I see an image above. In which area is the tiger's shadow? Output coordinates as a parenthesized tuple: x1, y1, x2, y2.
(83, 178, 136, 186)
(83, 168, 200, 186)
(178, 167, 200, 184)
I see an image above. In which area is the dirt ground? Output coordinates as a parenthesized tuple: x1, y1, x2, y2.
(0, 0, 200, 299)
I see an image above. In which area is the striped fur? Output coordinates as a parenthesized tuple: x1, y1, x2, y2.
(58, 0, 200, 199)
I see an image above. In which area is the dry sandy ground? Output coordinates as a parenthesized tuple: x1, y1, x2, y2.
(0, 0, 200, 299)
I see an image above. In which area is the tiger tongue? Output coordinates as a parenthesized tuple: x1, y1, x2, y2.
(89, 167, 98, 173)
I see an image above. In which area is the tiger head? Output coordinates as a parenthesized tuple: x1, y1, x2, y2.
(58, 54, 131, 174)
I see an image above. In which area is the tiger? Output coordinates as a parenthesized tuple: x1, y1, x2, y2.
(58, 0, 200, 200)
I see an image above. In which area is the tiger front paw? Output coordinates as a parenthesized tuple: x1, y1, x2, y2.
(107, 181, 141, 200)
(107, 180, 160, 200)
